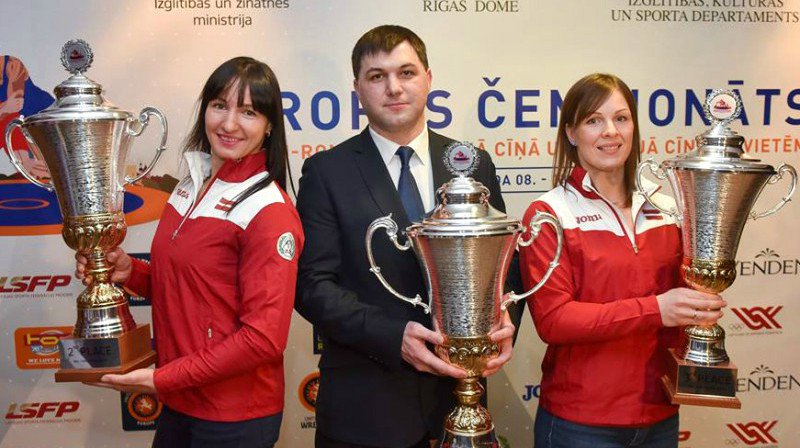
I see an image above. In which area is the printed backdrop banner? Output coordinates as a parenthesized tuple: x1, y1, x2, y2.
(1, 1, 799, 447)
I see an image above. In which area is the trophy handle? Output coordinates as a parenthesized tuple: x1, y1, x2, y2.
(750, 164, 797, 220)
(636, 158, 679, 219)
(124, 106, 168, 185)
(365, 214, 430, 313)
(501, 211, 563, 310)
(3, 117, 54, 191)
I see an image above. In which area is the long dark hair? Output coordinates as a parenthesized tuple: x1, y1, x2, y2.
(552, 73, 641, 197)
(184, 56, 289, 210)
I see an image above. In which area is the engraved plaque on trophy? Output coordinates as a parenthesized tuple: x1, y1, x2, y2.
(3, 40, 168, 382)
(636, 90, 797, 408)
(366, 143, 563, 447)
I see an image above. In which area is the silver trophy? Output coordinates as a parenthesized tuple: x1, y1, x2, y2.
(366, 142, 563, 447)
(3, 40, 167, 382)
(636, 89, 796, 408)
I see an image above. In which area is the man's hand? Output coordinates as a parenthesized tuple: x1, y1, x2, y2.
(483, 310, 515, 377)
(401, 321, 467, 378)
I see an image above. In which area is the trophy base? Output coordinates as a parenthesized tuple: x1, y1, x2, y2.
(438, 427, 498, 448)
(661, 348, 741, 409)
(55, 324, 157, 383)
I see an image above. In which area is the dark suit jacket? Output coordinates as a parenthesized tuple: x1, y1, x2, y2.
(295, 128, 506, 447)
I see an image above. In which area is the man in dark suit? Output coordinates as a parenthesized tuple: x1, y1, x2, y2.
(295, 25, 515, 448)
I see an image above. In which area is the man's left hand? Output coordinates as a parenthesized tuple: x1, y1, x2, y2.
(483, 310, 515, 377)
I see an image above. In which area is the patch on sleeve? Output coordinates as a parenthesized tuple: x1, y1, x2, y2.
(277, 232, 296, 261)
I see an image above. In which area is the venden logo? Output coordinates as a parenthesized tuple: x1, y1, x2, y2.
(727, 421, 778, 446)
(738, 248, 799, 277)
(4, 401, 80, 423)
(14, 326, 73, 369)
(737, 365, 799, 394)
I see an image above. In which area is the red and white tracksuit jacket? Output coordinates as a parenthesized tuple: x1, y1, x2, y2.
(520, 166, 682, 427)
(125, 150, 303, 422)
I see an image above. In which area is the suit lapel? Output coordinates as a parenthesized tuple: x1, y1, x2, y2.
(353, 128, 412, 227)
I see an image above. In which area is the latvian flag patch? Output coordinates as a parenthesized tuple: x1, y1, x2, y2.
(642, 208, 663, 220)
(215, 197, 235, 212)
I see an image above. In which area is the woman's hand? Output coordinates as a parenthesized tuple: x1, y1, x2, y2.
(84, 369, 156, 394)
(657, 287, 727, 327)
(75, 247, 133, 286)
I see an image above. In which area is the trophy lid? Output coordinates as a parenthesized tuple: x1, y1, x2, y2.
(410, 142, 521, 237)
(21, 39, 131, 124)
(663, 89, 774, 174)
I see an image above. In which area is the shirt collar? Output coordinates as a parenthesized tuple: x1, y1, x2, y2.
(370, 125, 429, 166)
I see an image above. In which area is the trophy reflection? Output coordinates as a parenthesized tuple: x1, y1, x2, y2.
(366, 142, 563, 447)
(636, 90, 796, 408)
(3, 40, 168, 382)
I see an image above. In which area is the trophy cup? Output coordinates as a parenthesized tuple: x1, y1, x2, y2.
(636, 90, 797, 408)
(366, 142, 563, 448)
(3, 40, 168, 382)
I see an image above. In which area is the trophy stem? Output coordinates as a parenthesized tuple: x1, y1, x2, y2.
(74, 248, 136, 338)
(443, 378, 494, 436)
(680, 323, 729, 365)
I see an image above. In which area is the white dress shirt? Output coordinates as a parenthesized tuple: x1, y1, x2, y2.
(369, 126, 435, 214)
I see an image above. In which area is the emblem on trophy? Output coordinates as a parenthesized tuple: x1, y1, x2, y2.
(636, 89, 797, 408)
(366, 142, 563, 447)
(3, 40, 168, 382)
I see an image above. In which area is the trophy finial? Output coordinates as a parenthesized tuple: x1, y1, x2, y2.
(443, 142, 480, 178)
(61, 39, 93, 75)
(704, 89, 742, 130)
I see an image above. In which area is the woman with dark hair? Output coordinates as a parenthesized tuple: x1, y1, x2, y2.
(520, 73, 725, 448)
(76, 56, 302, 448)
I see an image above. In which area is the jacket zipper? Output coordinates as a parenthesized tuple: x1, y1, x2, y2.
(172, 173, 219, 240)
(598, 196, 639, 254)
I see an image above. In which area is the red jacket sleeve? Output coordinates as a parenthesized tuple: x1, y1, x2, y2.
(153, 202, 304, 392)
(124, 257, 152, 299)
(519, 200, 663, 345)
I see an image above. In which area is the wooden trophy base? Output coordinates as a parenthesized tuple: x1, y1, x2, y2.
(55, 324, 157, 383)
(661, 348, 741, 409)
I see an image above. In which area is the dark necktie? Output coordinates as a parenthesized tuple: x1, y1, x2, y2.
(396, 146, 424, 222)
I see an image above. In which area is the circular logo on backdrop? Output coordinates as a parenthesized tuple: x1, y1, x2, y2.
(0, 180, 169, 236)
(127, 392, 162, 423)
(298, 372, 320, 412)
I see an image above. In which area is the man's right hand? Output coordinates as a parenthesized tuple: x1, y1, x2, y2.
(75, 247, 133, 286)
(401, 321, 467, 378)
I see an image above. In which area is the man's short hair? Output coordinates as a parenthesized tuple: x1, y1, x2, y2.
(351, 25, 429, 78)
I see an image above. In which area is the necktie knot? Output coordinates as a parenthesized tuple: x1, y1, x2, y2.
(396, 146, 414, 166)
(395, 146, 424, 222)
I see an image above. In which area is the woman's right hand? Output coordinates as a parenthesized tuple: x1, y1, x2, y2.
(75, 247, 133, 286)
(657, 287, 727, 327)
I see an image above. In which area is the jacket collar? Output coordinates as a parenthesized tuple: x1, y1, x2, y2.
(566, 165, 662, 217)
(184, 150, 268, 187)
